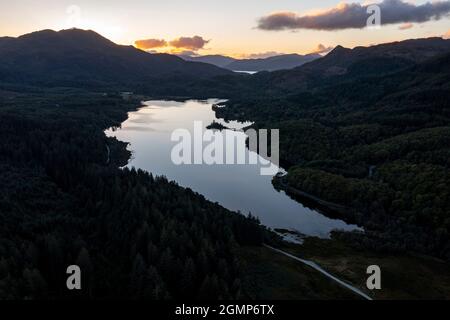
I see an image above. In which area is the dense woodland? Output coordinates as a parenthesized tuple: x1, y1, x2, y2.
(1, 31, 450, 300)
(216, 45, 450, 260)
(0, 90, 268, 299)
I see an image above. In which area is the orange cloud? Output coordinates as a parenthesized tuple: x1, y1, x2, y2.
(169, 36, 209, 50)
(135, 38, 167, 50)
(311, 44, 333, 54)
(398, 23, 413, 30)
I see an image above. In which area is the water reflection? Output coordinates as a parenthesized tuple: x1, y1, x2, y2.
(106, 99, 361, 238)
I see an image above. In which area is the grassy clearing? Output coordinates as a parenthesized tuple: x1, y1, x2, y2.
(238, 246, 361, 300)
(284, 237, 450, 300)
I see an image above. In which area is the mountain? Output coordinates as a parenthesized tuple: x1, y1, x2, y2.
(0, 29, 232, 88)
(180, 54, 237, 68)
(180, 53, 321, 72)
(300, 37, 450, 76)
(216, 38, 450, 261)
(226, 53, 320, 72)
(251, 37, 450, 91)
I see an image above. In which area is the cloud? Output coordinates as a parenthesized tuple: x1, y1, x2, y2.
(257, 0, 450, 31)
(311, 44, 334, 54)
(241, 51, 285, 59)
(398, 22, 413, 30)
(135, 38, 167, 50)
(169, 36, 209, 50)
(135, 35, 210, 53)
(175, 50, 201, 57)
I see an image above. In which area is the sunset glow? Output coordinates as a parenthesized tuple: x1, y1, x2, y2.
(1, 1, 450, 57)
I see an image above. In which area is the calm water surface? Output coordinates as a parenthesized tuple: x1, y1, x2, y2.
(106, 99, 360, 238)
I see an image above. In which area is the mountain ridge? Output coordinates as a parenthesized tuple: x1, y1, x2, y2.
(0, 28, 232, 88)
(248, 37, 450, 92)
(180, 53, 321, 72)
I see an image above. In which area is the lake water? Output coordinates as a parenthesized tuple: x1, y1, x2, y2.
(106, 99, 360, 238)
(233, 70, 258, 75)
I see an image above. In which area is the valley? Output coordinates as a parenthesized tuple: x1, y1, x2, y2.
(1, 28, 450, 301)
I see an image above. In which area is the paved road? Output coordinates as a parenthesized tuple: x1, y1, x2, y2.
(264, 244, 373, 300)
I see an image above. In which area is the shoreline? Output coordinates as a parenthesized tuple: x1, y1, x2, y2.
(272, 174, 361, 226)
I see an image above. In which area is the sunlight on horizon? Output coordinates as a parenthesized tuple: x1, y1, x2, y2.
(1, 0, 449, 57)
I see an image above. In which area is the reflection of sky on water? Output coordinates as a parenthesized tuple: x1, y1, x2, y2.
(106, 99, 361, 238)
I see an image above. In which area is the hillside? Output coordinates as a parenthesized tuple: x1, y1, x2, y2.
(242, 37, 450, 92)
(179, 54, 238, 68)
(0, 89, 271, 299)
(216, 38, 450, 261)
(0, 29, 232, 89)
(226, 53, 320, 72)
(180, 53, 320, 72)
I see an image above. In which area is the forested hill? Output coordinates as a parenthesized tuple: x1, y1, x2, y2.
(0, 91, 267, 299)
(216, 39, 450, 261)
(0, 29, 232, 89)
(1, 32, 450, 299)
(238, 37, 450, 93)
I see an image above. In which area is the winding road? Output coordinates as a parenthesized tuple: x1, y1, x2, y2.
(264, 244, 373, 300)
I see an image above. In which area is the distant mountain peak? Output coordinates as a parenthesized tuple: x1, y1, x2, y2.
(17, 28, 116, 48)
(0, 28, 232, 88)
(328, 45, 349, 55)
(20, 28, 101, 37)
(18, 29, 57, 40)
(260, 36, 450, 91)
(181, 53, 321, 72)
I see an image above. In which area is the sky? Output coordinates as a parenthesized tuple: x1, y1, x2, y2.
(1, 0, 449, 57)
